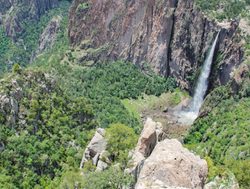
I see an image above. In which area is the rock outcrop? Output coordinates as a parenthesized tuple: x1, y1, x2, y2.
(68, 0, 244, 91)
(205, 173, 239, 189)
(31, 16, 62, 61)
(80, 128, 108, 170)
(0, 71, 56, 127)
(127, 118, 165, 180)
(127, 118, 207, 188)
(135, 139, 208, 189)
(0, 0, 58, 40)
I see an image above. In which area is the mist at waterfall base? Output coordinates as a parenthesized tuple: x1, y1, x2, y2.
(177, 32, 220, 125)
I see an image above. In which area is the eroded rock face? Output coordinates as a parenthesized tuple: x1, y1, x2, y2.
(0, 0, 58, 40)
(31, 16, 62, 61)
(137, 118, 157, 157)
(69, 0, 244, 91)
(135, 139, 208, 189)
(127, 118, 166, 181)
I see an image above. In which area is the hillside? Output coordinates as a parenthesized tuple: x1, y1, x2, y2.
(0, 0, 250, 188)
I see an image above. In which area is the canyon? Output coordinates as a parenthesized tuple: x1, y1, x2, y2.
(0, 0, 249, 188)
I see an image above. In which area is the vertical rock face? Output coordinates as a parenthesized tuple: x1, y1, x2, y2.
(0, 0, 59, 40)
(30, 16, 62, 62)
(68, 0, 244, 91)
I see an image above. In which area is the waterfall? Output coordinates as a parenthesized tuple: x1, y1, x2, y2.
(189, 32, 220, 115)
(176, 32, 220, 125)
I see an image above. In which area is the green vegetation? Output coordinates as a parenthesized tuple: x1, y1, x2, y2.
(59, 124, 137, 189)
(1, 0, 249, 188)
(59, 167, 134, 189)
(0, 27, 13, 73)
(0, 70, 96, 188)
(76, 3, 90, 13)
(0, 2, 176, 187)
(106, 124, 137, 168)
(35, 58, 176, 131)
(185, 97, 250, 188)
(122, 89, 188, 121)
(0, 1, 70, 75)
(195, 0, 250, 20)
(82, 167, 134, 189)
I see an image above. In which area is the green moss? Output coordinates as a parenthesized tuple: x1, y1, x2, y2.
(76, 2, 90, 13)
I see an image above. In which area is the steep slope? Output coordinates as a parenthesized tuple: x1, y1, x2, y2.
(0, 69, 96, 188)
(0, 0, 58, 40)
(0, 1, 70, 73)
(68, 0, 244, 90)
(185, 94, 250, 188)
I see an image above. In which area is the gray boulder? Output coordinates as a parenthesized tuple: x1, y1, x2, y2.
(135, 139, 208, 189)
(80, 128, 107, 169)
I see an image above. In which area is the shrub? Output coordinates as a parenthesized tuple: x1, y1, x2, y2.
(82, 167, 134, 189)
(105, 123, 137, 167)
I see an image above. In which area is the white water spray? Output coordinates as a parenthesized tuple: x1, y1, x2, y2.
(189, 32, 220, 114)
(177, 32, 220, 125)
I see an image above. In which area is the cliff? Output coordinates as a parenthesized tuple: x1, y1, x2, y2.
(68, 0, 244, 91)
(0, 0, 59, 40)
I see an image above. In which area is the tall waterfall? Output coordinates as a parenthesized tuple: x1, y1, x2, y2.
(189, 32, 220, 115)
(177, 32, 220, 125)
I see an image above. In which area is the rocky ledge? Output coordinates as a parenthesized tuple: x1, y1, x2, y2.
(128, 118, 208, 189)
(82, 118, 208, 188)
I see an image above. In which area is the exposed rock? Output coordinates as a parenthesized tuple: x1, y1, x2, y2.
(96, 160, 108, 172)
(137, 118, 157, 157)
(231, 63, 250, 95)
(69, 0, 243, 91)
(135, 139, 208, 189)
(204, 174, 239, 189)
(31, 16, 62, 61)
(0, 0, 59, 40)
(0, 71, 56, 127)
(127, 118, 166, 181)
(80, 128, 107, 169)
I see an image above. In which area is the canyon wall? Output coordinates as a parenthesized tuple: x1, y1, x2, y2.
(0, 0, 59, 40)
(68, 0, 244, 91)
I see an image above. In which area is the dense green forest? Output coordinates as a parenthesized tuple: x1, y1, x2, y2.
(0, 70, 96, 188)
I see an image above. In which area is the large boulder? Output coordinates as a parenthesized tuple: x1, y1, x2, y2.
(80, 128, 107, 169)
(137, 118, 158, 157)
(127, 118, 166, 180)
(135, 139, 208, 189)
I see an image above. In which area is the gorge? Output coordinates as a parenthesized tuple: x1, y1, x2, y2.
(0, 0, 250, 188)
